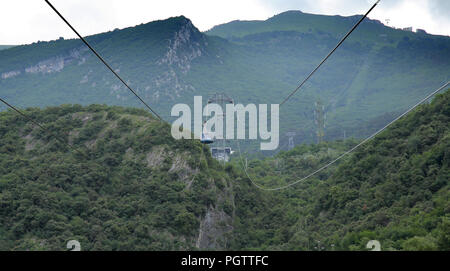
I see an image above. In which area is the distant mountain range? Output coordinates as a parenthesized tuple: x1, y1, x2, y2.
(1, 11, 449, 145)
(0, 45, 15, 51)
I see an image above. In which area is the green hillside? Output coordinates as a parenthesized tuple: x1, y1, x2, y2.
(0, 12, 448, 146)
(230, 89, 450, 251)
(208, 11, 450, 145)
(0, 104, 234, 250)
(207, 10, 413, 44)
(0, 89, 448, 250)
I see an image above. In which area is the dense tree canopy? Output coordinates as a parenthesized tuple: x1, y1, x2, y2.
(0, 89, 449, 250)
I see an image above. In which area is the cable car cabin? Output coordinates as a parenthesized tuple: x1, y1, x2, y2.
(201, 123, 214, 144)
(211, 147, 232, 162)
(201, 133, 214, 144)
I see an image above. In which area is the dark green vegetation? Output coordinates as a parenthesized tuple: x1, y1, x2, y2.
(0, 105, 234, 250)
(230, 89, 450, 251)
(0, 89, 449, 250)
(1, 11, 449, 145)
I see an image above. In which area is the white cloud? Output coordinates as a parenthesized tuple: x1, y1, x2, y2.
(0, 0, 448, 45)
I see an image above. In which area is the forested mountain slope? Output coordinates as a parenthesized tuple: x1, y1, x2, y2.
(230, 89, 450, 251)
(0, 105, 235, 250)
(208, 11, 450, 142)
(0, 89, 448, 250)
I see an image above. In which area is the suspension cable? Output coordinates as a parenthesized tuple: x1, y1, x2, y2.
(280, 0, 381, 106)
(0, 97, 89, 158)
(44, 0, 163, 121)
(240, 81, 449, 191)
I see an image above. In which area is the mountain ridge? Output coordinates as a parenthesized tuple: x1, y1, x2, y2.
(206, 10, 446, 41)
(1, 11, 449, 145)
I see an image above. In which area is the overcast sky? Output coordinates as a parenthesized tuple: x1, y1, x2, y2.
(0, 0, 449, 45)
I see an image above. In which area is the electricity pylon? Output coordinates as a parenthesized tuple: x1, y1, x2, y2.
(314, 100, 325, 144)
(207, 93, 234, 164)
(286, 132, 296, 150)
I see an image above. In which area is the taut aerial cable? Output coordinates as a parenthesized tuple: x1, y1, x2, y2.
(45, 0, 163, 121)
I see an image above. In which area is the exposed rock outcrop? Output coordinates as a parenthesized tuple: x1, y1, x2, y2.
(196, 206, 233, 250)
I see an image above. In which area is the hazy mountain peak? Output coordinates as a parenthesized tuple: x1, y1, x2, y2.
(143, 15, 201, 35)
(271, 10, 304, 17)
(155, 15, 207, 68)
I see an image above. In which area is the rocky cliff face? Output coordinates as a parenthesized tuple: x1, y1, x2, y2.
(0, 17, 208, 105)
(157, 18, 206, 73)
(196, 205, 234, 249)
(1, 47, 87, 79)
(152, 18, 208, 101)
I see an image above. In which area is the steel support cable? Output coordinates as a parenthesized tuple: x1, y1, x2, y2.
(0, 97, 89, 159)
(45, 0, 162, 121)
(238, 81, 449, 191)
(280, 0, 380, 106)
